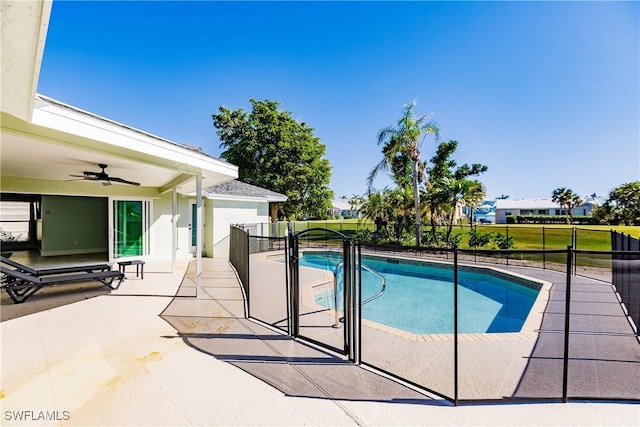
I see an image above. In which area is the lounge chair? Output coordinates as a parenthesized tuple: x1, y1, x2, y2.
(1, 256, 112, 276)
(0, 257, 124, 303)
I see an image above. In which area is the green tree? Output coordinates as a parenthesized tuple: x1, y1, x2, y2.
(387, 185, 415, 242)
(212, 99, 333, 219)
(368, 101, 439, 247)
(359, 189, 394, 240)
(424, 140, 487, 245)
(551, 188, 582, 224)
(594, 182, 640, 225)
(464, 181, 486, 228)
(435, 177, 486, 243)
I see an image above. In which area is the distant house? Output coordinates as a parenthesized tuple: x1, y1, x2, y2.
(494, 196, 602, 224)
(196, 180, 287, 258)
(332, 202, 361, 219)
(468, 201, 496, 224)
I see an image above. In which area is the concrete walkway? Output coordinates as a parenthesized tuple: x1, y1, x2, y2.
(1, 258, 638, 426)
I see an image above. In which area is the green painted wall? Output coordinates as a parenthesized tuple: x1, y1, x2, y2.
(41, 195, 108, 255)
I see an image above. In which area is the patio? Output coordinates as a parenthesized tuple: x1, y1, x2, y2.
(1, 258, 638, 425)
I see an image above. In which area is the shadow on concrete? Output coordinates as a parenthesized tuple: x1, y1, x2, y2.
(161, 314, 443, 406)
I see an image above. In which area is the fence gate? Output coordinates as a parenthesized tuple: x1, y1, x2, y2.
(288, 227, 360, 360)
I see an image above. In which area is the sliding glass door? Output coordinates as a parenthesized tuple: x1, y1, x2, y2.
(112, 200, 149, 258)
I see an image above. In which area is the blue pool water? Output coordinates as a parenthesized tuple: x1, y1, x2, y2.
(299, 251, 540, 334)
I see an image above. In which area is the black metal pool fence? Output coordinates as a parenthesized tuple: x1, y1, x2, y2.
(229, 225, 640, 405)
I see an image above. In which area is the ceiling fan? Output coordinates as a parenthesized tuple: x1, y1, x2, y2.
(69, 163, 140, 186)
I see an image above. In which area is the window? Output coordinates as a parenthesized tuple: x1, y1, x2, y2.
(0, 195, 40, 248)
(0, 201, 31, 242)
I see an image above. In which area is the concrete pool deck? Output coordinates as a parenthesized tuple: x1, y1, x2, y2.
(1, 257, 638, 426)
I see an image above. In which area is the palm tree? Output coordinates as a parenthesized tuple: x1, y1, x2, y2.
(387, 185, 414, 242)
(360, 189, 393, 239)
(433, 177, 483, 243)
(368, 101, 439, 247)
(551, 188, 582, 224)
(464, 181, 487, 228)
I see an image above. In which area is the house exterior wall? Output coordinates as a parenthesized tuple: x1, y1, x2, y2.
(495, 209, 516, 224)
(495, 205, 596, 224)
(152, 193, 208, 264)
(210, 199, 269, 258)
(0, 177, 200, 264)
(205, 199, 214, 258)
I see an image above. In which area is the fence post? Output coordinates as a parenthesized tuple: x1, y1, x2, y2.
(542, 227, 546, 269)
(474, 224, 477, 263)
(562, 245, 573, 403)
(246, 231, 250, 316)
(573, 227, 578, 275)
(287, 225, 300, 337)
(453, 245, 459, 406)
(506, 225, 510, 266)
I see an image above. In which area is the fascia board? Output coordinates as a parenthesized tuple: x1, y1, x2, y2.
(201, 193, 287, 203)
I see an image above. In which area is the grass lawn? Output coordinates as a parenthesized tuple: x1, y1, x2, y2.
(470, 224, 638, 250)
(275, 220, 639, 252)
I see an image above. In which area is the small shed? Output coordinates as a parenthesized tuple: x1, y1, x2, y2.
(198, 180, 287, 258)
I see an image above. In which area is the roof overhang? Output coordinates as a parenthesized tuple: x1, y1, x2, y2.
(1, 0, 52, 122)
(1, 98, 238, 196)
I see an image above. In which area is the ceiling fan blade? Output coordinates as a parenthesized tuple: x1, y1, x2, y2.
(108, 176, 141, 186)
(69, 164, 139, 186)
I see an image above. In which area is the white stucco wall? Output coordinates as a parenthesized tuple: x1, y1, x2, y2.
(210, 199, 269, 258)
(150, 193, 204, 268)
(1, 0, 51, 121)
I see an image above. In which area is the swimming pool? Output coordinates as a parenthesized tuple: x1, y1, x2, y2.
(299, 251, 541, 334)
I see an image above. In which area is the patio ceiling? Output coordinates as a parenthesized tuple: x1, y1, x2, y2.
(1, 131, 177, 188)
(0, 109, 238, 195)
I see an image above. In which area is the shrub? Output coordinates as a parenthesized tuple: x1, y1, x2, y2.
(506, 215, 517, 224)
(468, 228, 493, 247)
(493, 233, 515, 250)
(422, 229, 441, 247)
(448, 233, 463, 248)
(516, 215, 599, 225)
(355, 228, 373, 243)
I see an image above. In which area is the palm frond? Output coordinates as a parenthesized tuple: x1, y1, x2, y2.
(366, 159, 389, 191)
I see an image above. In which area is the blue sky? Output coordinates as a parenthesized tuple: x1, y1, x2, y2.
(38, 1, 639, 201)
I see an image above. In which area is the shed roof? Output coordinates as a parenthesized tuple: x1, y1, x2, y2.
(203, 180, 287, 202)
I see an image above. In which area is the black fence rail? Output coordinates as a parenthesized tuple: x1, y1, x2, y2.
(229, 226, 640, 405)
